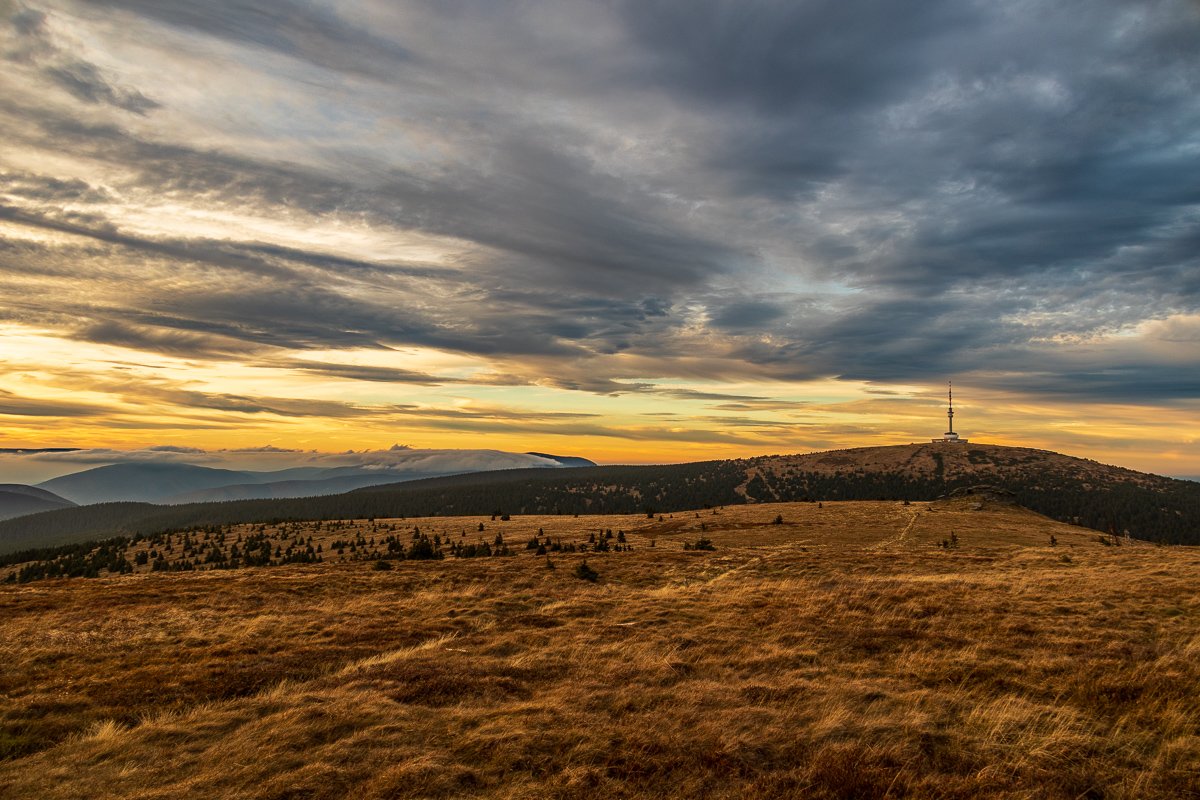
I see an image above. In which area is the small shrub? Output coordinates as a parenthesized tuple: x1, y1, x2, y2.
(373, 560, 393, 571)
(574, 560, 599, 582)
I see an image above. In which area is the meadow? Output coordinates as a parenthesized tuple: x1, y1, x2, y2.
(1, 499, 1197, 798)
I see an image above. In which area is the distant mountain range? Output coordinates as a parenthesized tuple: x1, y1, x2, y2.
(1, 443, 1197, 556)
(30, 451, 595, 506)
(0, 484, 75, 521)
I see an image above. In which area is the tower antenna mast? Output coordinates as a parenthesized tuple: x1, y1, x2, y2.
(932, 381, 966, 443)
(947, 381, 954, 435)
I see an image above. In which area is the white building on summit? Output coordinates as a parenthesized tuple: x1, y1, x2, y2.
(932, 382, 968, 443)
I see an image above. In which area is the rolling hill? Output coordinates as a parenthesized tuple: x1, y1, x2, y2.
(37, 463, 268, 505)
(165, 473, 422, 503)
(32, 451, 598, 506)
(2, 442, 1197, 555)
(0, 485, 75, 521)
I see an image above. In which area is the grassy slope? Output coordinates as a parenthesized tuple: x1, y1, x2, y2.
(1, 500, 1198, 798)
(4, 442, 1199, 554)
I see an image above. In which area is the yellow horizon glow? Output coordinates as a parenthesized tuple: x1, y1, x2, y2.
(0, 322, 1196, 476)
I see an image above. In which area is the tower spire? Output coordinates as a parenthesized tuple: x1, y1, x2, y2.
(947, 381, 954, 434)
(932, 380, 966, 443)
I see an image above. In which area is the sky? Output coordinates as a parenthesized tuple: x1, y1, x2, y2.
(0, 0, 1198, 478)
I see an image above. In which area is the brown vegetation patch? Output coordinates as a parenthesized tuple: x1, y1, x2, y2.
(0, 501, 1197, 798)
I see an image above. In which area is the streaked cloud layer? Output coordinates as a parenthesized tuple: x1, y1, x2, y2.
(1, 0, 1197, 473)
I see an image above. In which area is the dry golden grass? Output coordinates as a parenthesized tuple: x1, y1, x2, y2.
(1, 500, 1197, 799)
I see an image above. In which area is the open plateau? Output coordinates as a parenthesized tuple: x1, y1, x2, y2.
(1, 443, 1198, 799)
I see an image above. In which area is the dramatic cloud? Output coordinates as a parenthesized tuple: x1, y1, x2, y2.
(0, 0, 1197, 472)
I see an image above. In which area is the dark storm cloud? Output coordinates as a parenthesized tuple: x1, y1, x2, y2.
(611, 0, 1200, 333)
(2, 0, 1198, 406)
(616, 0, 979, 196)
(709, 300, 787, 332)
(619, 0, 976, 113)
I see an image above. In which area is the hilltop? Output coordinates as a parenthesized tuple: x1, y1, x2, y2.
(744, 442, 1179, 491)
(741, 442, 1200, 535)
(0, 485, 74, 522)
(0, 500, 1196, 799)
(1, 442, 1196, 554)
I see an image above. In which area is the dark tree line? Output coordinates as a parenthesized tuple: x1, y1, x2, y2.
(3, 515, 647, 583)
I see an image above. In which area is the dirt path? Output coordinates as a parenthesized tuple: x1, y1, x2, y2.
(871, 505, 922, 550)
